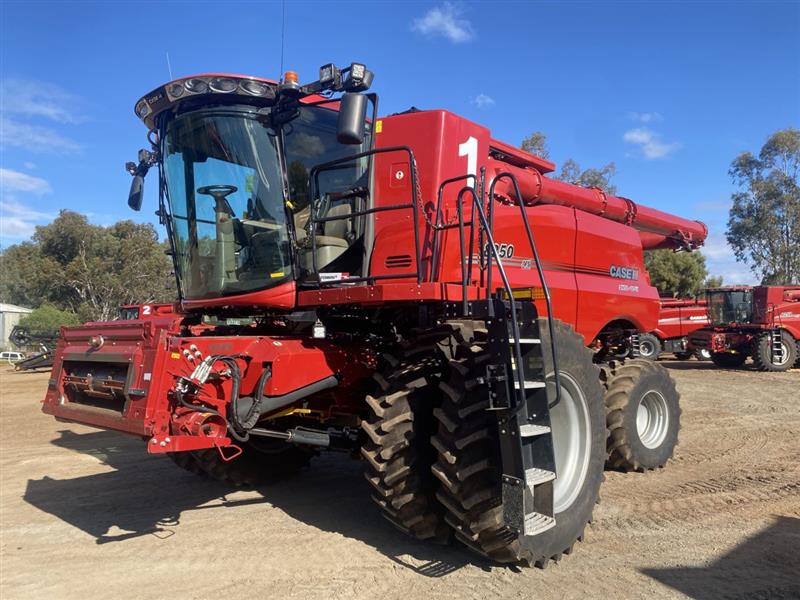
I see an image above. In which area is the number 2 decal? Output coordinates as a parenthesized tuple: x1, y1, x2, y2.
(141, 305, 152, 315)
(458, 136, 478, 188)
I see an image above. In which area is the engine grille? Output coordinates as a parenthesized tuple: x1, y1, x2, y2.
(385, 254, 413, 269)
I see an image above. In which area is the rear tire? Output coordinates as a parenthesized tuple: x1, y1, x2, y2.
(710, 352, 747, 368)
(431, 319, 605, 566)
(361, 328, 452, 543)
(602, 359, 680, 472)
(636, 333, 661, 361)
(752, 331, 797, 372)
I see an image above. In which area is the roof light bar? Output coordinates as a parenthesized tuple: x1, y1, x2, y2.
(133, 62, 374, 128)
(135, 75, 278, 127)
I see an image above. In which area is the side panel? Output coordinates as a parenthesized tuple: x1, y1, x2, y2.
(434, 202, 578, 329)
(654, 304, 682, 339)
(574, 211, 659, 343)
(655, 301, 710, 339)
(774, 298, 800, 339)
(369, 110, 491, 282)
(679, 304, 710, 336)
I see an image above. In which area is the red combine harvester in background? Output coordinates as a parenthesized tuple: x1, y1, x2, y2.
(689, 286, 800, 371)
(42, 63, 707, 567)
(635, 298, 710, 360)
(118, 303, 176, 321)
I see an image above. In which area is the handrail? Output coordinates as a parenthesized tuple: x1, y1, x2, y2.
(431, 174, 477, 282)
(487, 172, 561, 407)
(307, 146, 423, 285)
(455, 186, 529, 407)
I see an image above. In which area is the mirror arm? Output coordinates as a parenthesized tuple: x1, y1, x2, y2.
(126, 148, 159, 179)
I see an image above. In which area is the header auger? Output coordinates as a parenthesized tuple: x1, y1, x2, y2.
(43, 62, 705, 567)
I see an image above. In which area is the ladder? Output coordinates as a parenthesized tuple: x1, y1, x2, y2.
(486, 299, 556, 537)
(771, 329, 784, 364)
(440, 169, 561, 547)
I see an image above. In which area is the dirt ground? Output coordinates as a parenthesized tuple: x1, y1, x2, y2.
(1, 361, 798, 600)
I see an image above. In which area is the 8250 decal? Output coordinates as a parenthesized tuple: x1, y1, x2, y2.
(483, 242, 515, 259)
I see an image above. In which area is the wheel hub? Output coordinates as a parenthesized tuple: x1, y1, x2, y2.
(772, 342, 790, 366)
(549, 373, 591, 514)
(636, 390, 669, 449)
(639, 340, 656, 357)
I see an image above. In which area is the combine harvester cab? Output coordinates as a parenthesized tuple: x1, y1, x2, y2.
(689, 286, 800, 371)
(41, 62, 709, 567)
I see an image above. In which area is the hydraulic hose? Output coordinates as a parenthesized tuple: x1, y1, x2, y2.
(175, 354, 338, 443)
(235, 375, 339, 423)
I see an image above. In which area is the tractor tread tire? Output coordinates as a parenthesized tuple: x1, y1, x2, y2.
(189, 442, 313, 488)
(636, 332, 661, 361)
(361, 327, 453, 544)
(167, 451, 207, 477)
(752, 331, 797, 372)
(432, 319, 605, 567)
(601, 359, 680, 472)
(710, 352, 747, 369)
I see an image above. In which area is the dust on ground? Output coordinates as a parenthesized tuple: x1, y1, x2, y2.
(1, 361, 798, 600)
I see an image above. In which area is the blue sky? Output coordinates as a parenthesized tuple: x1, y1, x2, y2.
(1, 0, 798, 283)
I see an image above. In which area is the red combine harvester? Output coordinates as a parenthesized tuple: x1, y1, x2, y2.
(689, 286, 800, 371)
(118, 303, 176, 321)
(636, 298, 710, 360)
(42, 63, 707, 567)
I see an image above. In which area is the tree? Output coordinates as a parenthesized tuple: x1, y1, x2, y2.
(645, 250, 710, 298)
(703, 275, 724, 289)
(519, 131, 616, 194)
(0, 210, 174, 321)
(557, 159, 617, 195)
(18, 305, 80, 333)
(521, 131, 550, 159)
(726, 128, 800, 284)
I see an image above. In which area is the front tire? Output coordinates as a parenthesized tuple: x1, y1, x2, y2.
(169, 439, 314, 487)
(710, 352, 747, 368)
(752, 331, 797, 372)
(636, 333, 661, 361)
(361, 329, 452, 543)
(602, 359, 680, 472)
(431, 319, 605, 566)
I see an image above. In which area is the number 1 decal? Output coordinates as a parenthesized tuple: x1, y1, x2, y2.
(458, 136, 478, 188)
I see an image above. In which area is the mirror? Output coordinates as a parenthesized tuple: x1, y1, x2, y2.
(128, 174, 144, 211)
(337, 93, 367, 145)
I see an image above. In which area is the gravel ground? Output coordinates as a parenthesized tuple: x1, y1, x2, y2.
(1, 361, 798, 600)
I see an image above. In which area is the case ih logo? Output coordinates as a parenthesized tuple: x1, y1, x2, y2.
(610, 265, 639, 280)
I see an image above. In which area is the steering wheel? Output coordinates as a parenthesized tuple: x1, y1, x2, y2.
(197, 185, 238, 216)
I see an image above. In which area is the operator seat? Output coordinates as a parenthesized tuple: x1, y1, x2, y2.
(294, 203, 352, 271)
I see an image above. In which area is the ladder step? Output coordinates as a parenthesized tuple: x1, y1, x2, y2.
(524, 467, 556, 487)
(514, 380, 546, 390)
(523, 512, 557, 536)
(519, 424, 551, 438)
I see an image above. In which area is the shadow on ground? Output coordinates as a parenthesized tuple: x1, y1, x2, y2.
(642, 516, 800, 599)
(661, 360, 740, 372)
(662, 360, 799, 373)
(24, 429, 485, 577)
